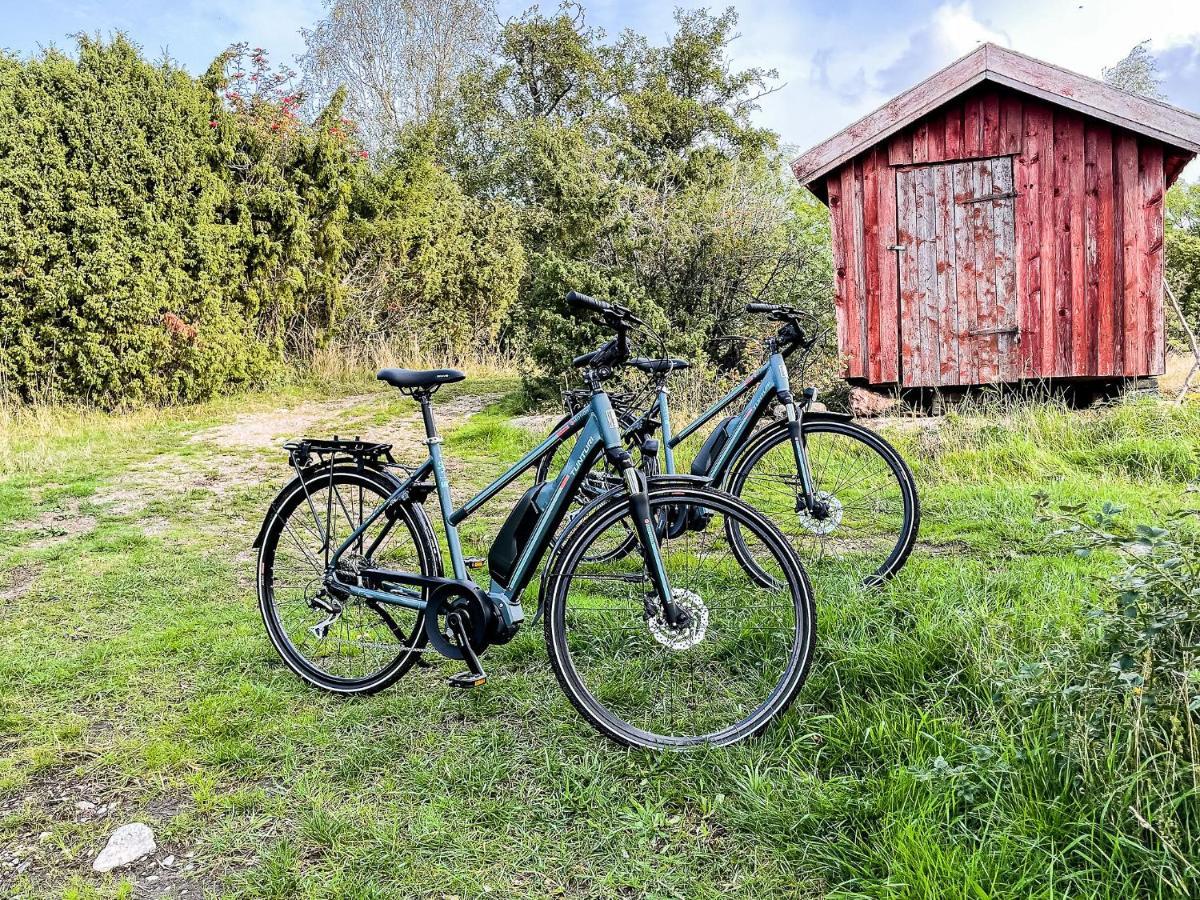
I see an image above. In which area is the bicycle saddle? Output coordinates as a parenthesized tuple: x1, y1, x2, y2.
(376, 368, 466, 389)
(628, 358, 691, 375)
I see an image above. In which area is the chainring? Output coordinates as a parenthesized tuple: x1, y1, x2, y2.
(424, 587, 495, 661)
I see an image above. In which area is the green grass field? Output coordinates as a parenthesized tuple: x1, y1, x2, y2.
(1, 382, 1198, 898)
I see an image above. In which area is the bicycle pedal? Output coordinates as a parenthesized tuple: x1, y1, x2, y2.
(464, 556, 486, 570)
(447, 671, 488, 689)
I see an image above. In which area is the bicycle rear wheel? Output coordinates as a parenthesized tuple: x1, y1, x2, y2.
(257, 468, 440, 694)
(543, 484, 815, 749)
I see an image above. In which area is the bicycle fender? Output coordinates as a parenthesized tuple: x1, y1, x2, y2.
(804, 409, 853, 423)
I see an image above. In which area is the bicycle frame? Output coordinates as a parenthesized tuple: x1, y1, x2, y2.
(322, 388, 662, 633)
(656, 350, 816, 497)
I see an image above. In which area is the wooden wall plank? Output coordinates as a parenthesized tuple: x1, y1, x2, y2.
(852, 159, 869, 375)
(953, 162, 976, 384)
(1115, 133, 1141, 375)
(828, 173, 850, 377)
(1001, 94, 1023, 154)
(862, 150, 883, 383)
(944, 102, 964, 159)
(841, 163, 866, 378)
(915, 166, 940, 385)
(878, 163, 901, 383)
(992, 158, 1019, 381)
(889, 132, 913, 167)
(964, 94, 984, 158)
(1083, 126, 1102, 376)
(928, 111, 947, 162)
(1066, 115, 1088, 375)
(935, 163, 959, 384)
(1140, 143, 1165, 375)
(1094, 126, 1117, 375)
(1015, 105, 1044, 378)
(973, 159, 998, 382)
(982, 90, 1002, 156)
(912, 120, 930, 165)
(896, 169, 918, 385)
(1052, 111, 1074, 376)
(1031, 106, 1058, 377)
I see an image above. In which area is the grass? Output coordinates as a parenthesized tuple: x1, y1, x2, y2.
(0, 383, 1198, 898)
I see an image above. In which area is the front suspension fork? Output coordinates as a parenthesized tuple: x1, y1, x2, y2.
(779, 391, 818, 512)
(616, 455, 683, 627)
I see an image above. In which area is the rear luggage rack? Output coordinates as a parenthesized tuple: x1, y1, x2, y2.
(284, 436, 396, 471)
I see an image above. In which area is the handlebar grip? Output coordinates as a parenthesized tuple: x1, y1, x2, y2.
(746, 302, 778, 314)
(566, 290, 613, 315)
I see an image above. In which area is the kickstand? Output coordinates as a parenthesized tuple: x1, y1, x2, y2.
(446, 611, 487, 688)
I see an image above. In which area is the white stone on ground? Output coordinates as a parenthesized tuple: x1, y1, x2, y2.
(92, 823, 156, 873)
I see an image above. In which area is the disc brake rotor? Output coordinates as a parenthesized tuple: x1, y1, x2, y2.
(647, 588, 709, 651)
(797, 490, 843, 536)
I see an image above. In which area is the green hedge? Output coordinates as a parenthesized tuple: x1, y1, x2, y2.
(0, 36, 359, 405)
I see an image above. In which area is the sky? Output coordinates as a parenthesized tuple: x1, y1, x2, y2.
(4, 0, 1200, 168)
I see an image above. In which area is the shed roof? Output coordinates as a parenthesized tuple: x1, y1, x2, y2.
(791, 43, 1200, 187)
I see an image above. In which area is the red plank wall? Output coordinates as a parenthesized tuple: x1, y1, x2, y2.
(825, 85, 1170, 386)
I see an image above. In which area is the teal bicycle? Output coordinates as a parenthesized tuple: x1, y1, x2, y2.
(255, 292, 816, 749)
(537, 303, 920, 587)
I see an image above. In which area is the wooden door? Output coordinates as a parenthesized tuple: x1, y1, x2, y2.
(896, 156, 1019, 387)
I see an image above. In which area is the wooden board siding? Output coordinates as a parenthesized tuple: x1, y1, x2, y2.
(827, 148, 900, 382)
(826, 84, 1170, 386)
(895, 156, 1018, 387)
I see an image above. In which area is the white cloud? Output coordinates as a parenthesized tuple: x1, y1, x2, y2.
(712, 0, 1200, 182)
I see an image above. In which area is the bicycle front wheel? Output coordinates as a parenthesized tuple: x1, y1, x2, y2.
(543, 485, 815, 749)
(727, 418, 919, 588)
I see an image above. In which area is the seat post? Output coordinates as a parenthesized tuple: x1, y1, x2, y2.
(414, 390, 440, 444)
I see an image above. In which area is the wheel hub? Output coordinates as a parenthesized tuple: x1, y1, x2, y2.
(647, 589, 709, 651)
(797, 490, 843, 535)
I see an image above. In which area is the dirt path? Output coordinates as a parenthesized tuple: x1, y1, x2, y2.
(8, 389, 504, 550)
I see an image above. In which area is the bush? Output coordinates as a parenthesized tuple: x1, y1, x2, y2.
(0, 37, 367, 405)
(1033, 494, 1200, 893)
(343, 132, 524, 358)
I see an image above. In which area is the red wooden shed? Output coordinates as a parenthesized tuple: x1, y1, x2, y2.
(792, 44, 1200, 390)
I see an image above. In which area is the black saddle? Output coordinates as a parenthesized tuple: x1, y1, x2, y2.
(377, 368, 466, 389)
(628, 357, 691, 375)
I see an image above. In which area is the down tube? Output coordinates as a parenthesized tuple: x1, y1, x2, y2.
(499, 416, 605, 601)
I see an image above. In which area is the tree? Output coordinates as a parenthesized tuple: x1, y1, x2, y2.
(299, 0, 497, 153)
(438, 4, 829, 394)
(1101, 41, 1166, 99)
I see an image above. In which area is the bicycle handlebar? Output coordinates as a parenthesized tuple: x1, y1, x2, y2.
(566, 290, 614, 315)
(744, 302, 818, 356)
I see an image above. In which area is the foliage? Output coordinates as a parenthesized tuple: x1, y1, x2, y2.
(343, 129, 524, 357)
(1166, 180, 1200, 340)
(0, 37, 363, 405)
(1102, 41, 1167, 100)
(1032, 493, 1200, 893)
(439, 4, 832, 395)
